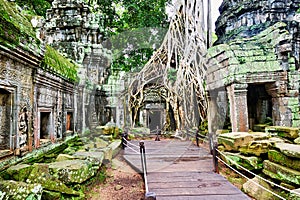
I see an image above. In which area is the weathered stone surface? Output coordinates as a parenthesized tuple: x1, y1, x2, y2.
(73, 151, 104, 166)
(243, 177, 274, 200)
(268, 150, 300, 171)
(295, 137, 300, 144)
(239, 140, 271, 156)
(274, 143, 300, 159)
(48, 160, 97, 184)
(26, 164, 80, 196)
(253, 124, 268, 132)
(239, 137, 283, 156)
(6, 164, 32, 182)
(266, 126, 299, 139)
(56, 154, 75, 161)
(107, 140, 122, 158)
(263, 160, 300, 185)
(217, 132, 254, 151)
(42, 190, 61, 200)
(94, 137, 109, 148)
(0, 180, 43, 200)
(250, 132, 270, 140)
(220, 152, 263, 170)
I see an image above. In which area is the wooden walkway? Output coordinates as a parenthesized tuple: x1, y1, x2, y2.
(123, 139, 250, 199)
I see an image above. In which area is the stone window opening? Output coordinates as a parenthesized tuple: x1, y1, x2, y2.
(247, 84, 273, 130)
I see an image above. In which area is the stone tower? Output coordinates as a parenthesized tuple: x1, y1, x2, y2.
(45, 0, 112, 131)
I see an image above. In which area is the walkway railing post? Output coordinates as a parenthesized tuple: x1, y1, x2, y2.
(122, 131, 128, 150)
(212, 141, 219, 173)
(140, 141, 156, 200)
(195, 129, 200, 147)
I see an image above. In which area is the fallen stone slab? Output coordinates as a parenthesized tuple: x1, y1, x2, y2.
(274, 143, 300, 159)
(263, 160, 300, 185)
(48, 160, 97, 184)
(6, 164, 33, 182)
(42, 190, 61, 200)
(107, 140, 122, 158)
(73, 151, 104, 166)
(243, 177, 274, 200)
(220, 152, 263, 170)
(217, 132, 254, 151)
(56, 154, 75, 161)
(239, 137, 283, 156)
(27, 163, 80, 196)
(0, 180, 43, 200)
(268, 150, 300, 171)
(266, 126, 299, 139)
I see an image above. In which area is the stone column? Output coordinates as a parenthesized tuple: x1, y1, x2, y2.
(227, 83, 249, 132)
(207, 91, 219, 135)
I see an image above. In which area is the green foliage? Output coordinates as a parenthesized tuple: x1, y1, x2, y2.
(42, 45, 79, 82)
(167, 68, 177, 83)
(14, 0, 51, 17)
(100, 0, 168, 72)
(0, 0, 40, 48)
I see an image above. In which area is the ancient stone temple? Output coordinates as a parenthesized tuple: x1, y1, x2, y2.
(207, 0, 300, 134)
(45, 0, 112, 131)
(0, 0, 78, 156)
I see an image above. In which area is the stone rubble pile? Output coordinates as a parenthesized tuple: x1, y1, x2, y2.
(218, 126, 300, 199)
(0, 126, 121, 200)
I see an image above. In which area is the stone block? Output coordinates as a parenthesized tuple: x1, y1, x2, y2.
(243, 177, 274, 200)
(253, 124, 268, 132)
(48, 160, 97, 184)
(73, 151, 104, 166)
(295, 137, 300, 144)
(107, 140, 122, 158)
(220, 152, 263, 170)
(263, 160, 300, 185)
(94, 137, 109, 148)
(27, 163, 80, 196)
(217, 132, 254, 151)
(56, 154, 75, 161)
(266, 126, 299, 139)
(239, 140, 272, 156)
(274, 143, 300, 159)
(268, 150, 300, 171)
(0, 180, 42, 200)
(6, 164, 33, 182)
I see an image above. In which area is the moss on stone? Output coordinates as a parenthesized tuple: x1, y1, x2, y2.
(6, 164, 33, 182)
(42, 45, 79, 82)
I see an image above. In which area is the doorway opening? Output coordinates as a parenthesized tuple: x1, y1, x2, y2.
(247, 84, 273, 130)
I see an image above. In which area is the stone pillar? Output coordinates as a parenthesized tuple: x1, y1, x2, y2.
(207, 91, 219, 135)
(227, 83, 249, 132)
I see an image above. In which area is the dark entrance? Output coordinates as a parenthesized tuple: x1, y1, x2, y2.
(148, 110, 162, 133)
(247, 84, 272, 130)
(40, 112, 51, 139)
(0, 88, 11, 150)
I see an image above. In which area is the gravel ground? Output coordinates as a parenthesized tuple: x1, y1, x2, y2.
(85, 153, 145, 200)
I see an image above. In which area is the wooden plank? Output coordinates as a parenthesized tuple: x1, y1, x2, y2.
(157, 194, 250, 200)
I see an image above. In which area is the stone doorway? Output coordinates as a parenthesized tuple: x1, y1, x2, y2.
(0, 88, 11, 150)
(247, 84, 273, 130)
(39, 111, 52, 140)
(66, 112, 73, 131)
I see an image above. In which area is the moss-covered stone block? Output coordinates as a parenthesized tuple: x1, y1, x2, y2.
(274, 143, 300, 159)
(263, 160, 300, 185)
(56, 154, 76, 161)
(48, 160, 97, 184)
(217, 132, 254, 151)
(26, 163, 80, 196)
(42, 190, 61, 200)
(239, 140, 272, 156)
(0, 180, 43, 200)
(243, 177, 274, 200)
(266, 126, 299, 139)
(73, 151, 104, 166)
(268, 150, 300, 171)
(6, 164, 33, 182)
(107, 139, 121, 158)
(220, 152, 263, 170)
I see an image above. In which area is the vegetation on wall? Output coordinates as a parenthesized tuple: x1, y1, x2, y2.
(42, 45, 79, 82)
(0, 0, 41, 49)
